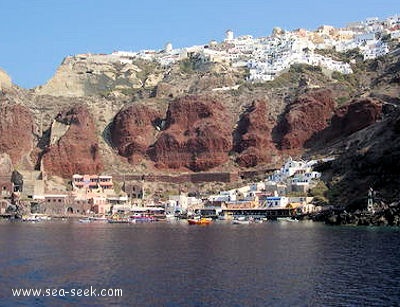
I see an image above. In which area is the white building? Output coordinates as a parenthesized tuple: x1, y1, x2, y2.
(225, 29, 234, 41)
(265, 196, 289, 208)
(165, 42, 173, 53)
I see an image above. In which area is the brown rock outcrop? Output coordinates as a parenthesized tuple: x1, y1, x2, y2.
(41, 105, 103, 178)
(0, 102, 34, 165)
(306, 98, 383, 147)
(234, 100, 276, 167)
(110, 103, 162, 163)
(148, 95, 233, 171)
(279, 89, 336, 149)
(327, 98, 382, 140)
(323, 107, 400, 210)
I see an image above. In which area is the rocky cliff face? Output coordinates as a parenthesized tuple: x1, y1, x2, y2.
(111, 103, 162, 164)
(148, 95, 233, 171)
(0, 96, 34, 166)
(278, 89, 336, 150)
(327, 98, 382, 138)
(308, 97, 383, 147)
(41, 105, 103, 177)
(35, 54, 147, 97)
(0, 48, 398, 210)
(234, 99, 277, 167)
(321, 107, 400, 210)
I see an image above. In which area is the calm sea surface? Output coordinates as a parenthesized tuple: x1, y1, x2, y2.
(0, 220, 399, 306)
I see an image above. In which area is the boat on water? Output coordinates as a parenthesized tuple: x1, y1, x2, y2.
(79, 216, 108, 223)
(232, 216, 256, 224)
(22, 214, 51, 222)
(90, 216, 108, 223)
(277, 217, 299, 222)
(79, 218, 92, 223)
(232, 219, 252, 225)
(130, 214, 157, 223)
(107, 218, 130, 224)
(187, 217, 212, 225)
(22, 215, 41, 222)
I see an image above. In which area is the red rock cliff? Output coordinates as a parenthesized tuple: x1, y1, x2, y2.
(148, 95, 233, 171)
(41, 105, 103, 178)
(0, 102, 34, 165)
(234, 100, 276, 167)
(306, 97, 383, 147)
(328, 98, 382, 139)
(111, 103, 161, 164)
(279, 89, 336, 149)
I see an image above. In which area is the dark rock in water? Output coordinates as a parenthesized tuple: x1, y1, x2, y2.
(326, 214, 339, 225)
(318, 202, 400, 227)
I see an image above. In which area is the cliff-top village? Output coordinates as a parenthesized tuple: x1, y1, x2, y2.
(77, 15, 399, 82)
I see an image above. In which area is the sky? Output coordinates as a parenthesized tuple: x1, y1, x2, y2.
(0, 0, 399, 89)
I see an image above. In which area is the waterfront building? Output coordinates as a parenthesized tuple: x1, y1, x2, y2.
(72, 174, 114, 194)
(265, 196, 289, 208)
(168, 194, 203, 213)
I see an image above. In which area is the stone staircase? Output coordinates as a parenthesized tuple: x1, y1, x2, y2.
(18, 170, 44, 198)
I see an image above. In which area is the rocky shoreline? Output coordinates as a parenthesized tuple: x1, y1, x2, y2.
(310, 202, 400, 226)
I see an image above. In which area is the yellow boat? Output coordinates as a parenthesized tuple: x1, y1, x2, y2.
(187, 217, 212, 225)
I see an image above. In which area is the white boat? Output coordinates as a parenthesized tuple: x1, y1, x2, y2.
(22, 215, 41, 222)
(232, 219, 251, 225)
(89, 216, 108, 223)
(79, 218, 92, 223)
(277, 217, 299, 222)
(232, 216, 254, 224)
(22, 214, 51, 222)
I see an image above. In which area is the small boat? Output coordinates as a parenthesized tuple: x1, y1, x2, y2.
(79, 218, 91, 223)
(187, 217, 212, 225)
(89, 216, 108, 223)
(232, 219, 251, 225)
(22, 214, 51, 222)
(22, 215, 41, 222)
(277, 217, 299, 222)
(107, 218, 130, 224)
(232, 216, 256, 224)
(35, 214, 52, 221)
(130, 214, 157, 223)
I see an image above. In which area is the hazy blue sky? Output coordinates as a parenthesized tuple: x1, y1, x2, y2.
(0, 0, 398, 89)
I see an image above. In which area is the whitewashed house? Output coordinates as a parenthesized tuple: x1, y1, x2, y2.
(265, 196, 289, 208)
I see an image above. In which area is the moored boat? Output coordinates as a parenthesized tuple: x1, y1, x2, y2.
(107, 218, 130, 224)
(232, 219, 251, 225)
(22, 214, 51, 222)
(130, 214, 157, 223)
(277, 217, 299, 222)
(187, 217, 212, 225)
(79, 218, 91, 223)
(22, 215, 41, 222)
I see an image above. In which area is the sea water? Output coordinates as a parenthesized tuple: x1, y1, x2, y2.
(0, 220, 399, 306)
